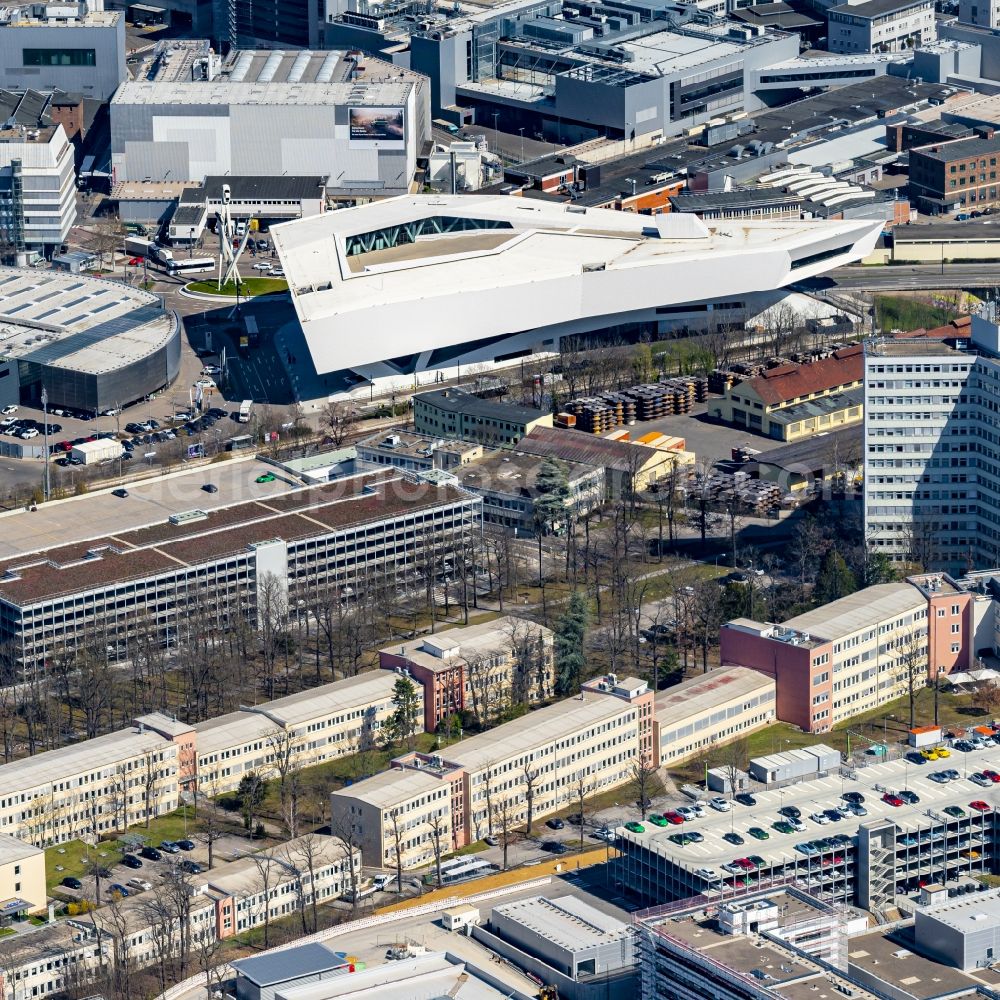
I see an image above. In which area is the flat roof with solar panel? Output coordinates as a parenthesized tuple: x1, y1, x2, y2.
(0, 269, 174, 373)
(0, 267, 179, 412)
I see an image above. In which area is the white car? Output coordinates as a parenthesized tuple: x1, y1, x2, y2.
(252, 262, 272, 272)
(809, 812, 830, 825)
(201, 365, 221, 376)
(694, 868, 720, 881)
(788, 818, 807, 833)
(1, 404, 16, 415)
(195, 378, 216, 389)
(709, 797, 731, 812)
(272, 268, 285, 277)
(19, 428, 38, 439)
(677, 806, 697, 821)
(127, 878, 152, 891)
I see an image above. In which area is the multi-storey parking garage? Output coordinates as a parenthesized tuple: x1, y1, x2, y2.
(615, 738, 1000, 916)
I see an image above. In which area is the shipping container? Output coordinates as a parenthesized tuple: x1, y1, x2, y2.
(71, 439, 123, 465)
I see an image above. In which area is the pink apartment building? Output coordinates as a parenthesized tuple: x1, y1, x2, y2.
(720, 574, 973, 733)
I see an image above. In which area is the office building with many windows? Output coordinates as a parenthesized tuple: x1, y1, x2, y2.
(720, 575, 974, 732)
(908, 134, 1000, 213)
(0, 124, 76, 259)
(863, 315, 1000, 571)
(0, 470, 480, 679)
(331, 675, 651, 868)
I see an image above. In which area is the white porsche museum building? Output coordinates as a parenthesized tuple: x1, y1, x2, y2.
(272, 195, 881, 392)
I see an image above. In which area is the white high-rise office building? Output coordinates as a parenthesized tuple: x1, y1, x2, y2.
(863, 315, 1000, 572)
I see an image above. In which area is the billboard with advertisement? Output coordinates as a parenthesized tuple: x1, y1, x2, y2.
(349, 107, 405, 147)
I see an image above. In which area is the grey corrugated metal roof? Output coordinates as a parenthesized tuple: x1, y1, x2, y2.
(233, 942, 346, 986)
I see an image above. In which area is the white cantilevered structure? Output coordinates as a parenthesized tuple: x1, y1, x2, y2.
(271, 195, 882, 392)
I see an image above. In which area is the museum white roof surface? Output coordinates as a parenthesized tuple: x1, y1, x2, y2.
(0, 268, 174, 374)
(272, 194, 881, 374)
(275, 195, 879, 310)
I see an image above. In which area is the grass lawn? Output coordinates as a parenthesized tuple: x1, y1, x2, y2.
(186, 277, 288, 297)
(875, 295, 955, 333)
(43, 807, 202, 893)
(45, 840, 124, 894)
(256, 733, 441, 818)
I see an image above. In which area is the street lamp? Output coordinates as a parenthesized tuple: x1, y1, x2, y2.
(518, 127, 525, 163)
(40, 386, 49, 501)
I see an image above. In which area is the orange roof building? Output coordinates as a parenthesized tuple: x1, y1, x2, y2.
(711, 346, 865, 442)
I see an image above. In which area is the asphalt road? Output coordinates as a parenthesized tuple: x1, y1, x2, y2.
(827, 263, 1000, 291)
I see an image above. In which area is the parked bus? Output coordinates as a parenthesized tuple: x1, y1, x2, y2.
(238, 400, 253, 423)
(166, 257, 214, 276)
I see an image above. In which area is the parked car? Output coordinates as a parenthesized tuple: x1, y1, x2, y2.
(734, 793, 757, 807)
(122, 854, 142, 869)
(747, 827, 770, 840)
(159, 841, 180, 854)
(108, 884, 130, 898)
(777, 805, 801, 819)
(61, 876, 82, 890)
(694, 868, 719, 881)
(541, 841, 568, 854)
(112, 488, 129, 498)
(175, 840, 196, 851)
(484, 835, 499, 847)
(127, 878, 152, 891)
(899, 790, 920, 805)
(841, 792, 865, 804)
(970, 800, 991, 812)
(139, 846, 162, 861)
(545, 818, 565, 830)
(723, 832, 745, 846)
(882, 793, 904, 807)
(624, 821, 645, 834)
(809, 812, 830, 825)
(179, 859, 204, 874)
(709, 797, 731, 812)
(971, 773, 992, 787)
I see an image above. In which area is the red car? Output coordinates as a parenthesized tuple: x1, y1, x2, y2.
(733, 858, 755, 870)
(983, 770, 1000, 783)
(970, 800, 991, 812)
(128, 256, 143, 266)
(662, 811, 685, 825)
(882, 793, 904, 807)
(57, 440, 72, 452)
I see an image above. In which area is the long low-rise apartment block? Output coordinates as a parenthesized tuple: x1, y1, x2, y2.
(0, 723, 182, 847)
(0, 834, 359, 1000)
(0, 470, 480, 678)
(331, 673, 651, 869)
(720, 573, 974, 732)
(192, 671, 414, 795)
(0, 671, 423, 846)
(654, 667, 776, 768)
(379, 616, 554, 731)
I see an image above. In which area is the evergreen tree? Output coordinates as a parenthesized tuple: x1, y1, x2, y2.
(863, 550, 897, 587)
(554, 590, 589, 695)
(388, 676, 420, 750)
(815, 550, 858, 605)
